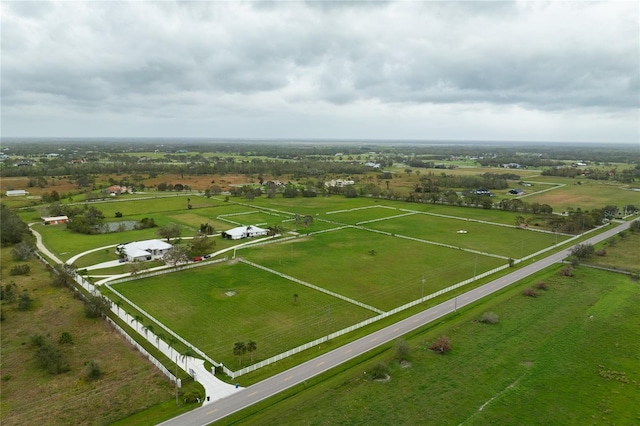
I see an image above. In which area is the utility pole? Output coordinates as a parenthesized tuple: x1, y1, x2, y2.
(421, 273, 425, 299)
(175, 355, 179, 406)
(474, 255, 478, 280)
(326, 305, 331, 342)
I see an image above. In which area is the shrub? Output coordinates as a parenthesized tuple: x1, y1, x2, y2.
(522, 288, 538, 298)
(114, 211, 123, 218)
(369, 362, 390, 380)
(30, 333, 46, 347)
(480, 311, 499, 324)
(429, 336, 451, 354)
(9, 264, 30, 276)
(535, 282, 548, 291)
(59, 332, 73, 345)
(183, 390, 203, 403)
(35, 343, 70, 375)
(17, 291, 33, 311)
(594, 248, 606, 256)
(560, 266, 574, 277)
(1, 282, 17, 302)
(11, 241, 34, 261)
(395, 338, 410, 361)
(84, 360, 102, 381)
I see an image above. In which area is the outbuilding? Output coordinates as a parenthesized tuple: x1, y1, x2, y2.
(42, 215, 69, 225)
(6, 190, 29, 197)
(222, 225, 268, 240)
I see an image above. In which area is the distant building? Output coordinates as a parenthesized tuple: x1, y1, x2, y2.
(222, 225, 268, 240)
(104, 185, 130, 196)
(325, 179, 355, 188)
(6, 190, 29, 196)
(42, 216, 69, 225)
(508, 188, 525, 195)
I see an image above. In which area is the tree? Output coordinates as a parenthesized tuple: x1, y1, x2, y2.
(233, 341, 246, 365)
(11, 240, 35, 261)
(569, 243, 594, 260)
(302, 215, 314, 228)
(247, 340, 257, 362)
(84, 294, 111, 318)
(128, 262, 145, 276)
(369, 362, 390, 380)
(157, 224, 182, 243)
(131, 315, 144, 332)
(429, 336, 451, 354)
(1, 204, 30, 246)
(163, 245, 190, 267)
(189, 234, 215, 257)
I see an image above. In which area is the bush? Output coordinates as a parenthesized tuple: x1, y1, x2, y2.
(84, 360, 102, 381)
(1, 282, 17, 302)
(395, 338, 410, 361)
(429, 336, 451, 354)
(10, 264, 30, 276)
(595, 248, 606, 256)
(522, 288, 538, 298)
(35, 343, 70, 375)
(560, 266, 574, 277)
(11, 241, 34, 261)
(480, 311, 499, 324)
(30, 333, 46, 347)
(369, 362, 390, 380)
(59, 332, 73, 345)
(535, 282, 548, 291)
(183, 390, 203, 404)
(17, 291, 33, 311)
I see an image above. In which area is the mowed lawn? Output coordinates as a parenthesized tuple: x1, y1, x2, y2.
(363, 213, 564, 258)
(233, 267, 640, 425)
(587, 232, 640, 273)
(241, 228, 505, 311)
(111, 262, 377, 368)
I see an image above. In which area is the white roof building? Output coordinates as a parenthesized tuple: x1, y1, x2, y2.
(6, 190, 29, 196)
(118, 239, 173, 262)
(222, 225, 268, 240)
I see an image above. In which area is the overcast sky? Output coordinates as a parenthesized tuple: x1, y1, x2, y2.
(2, 1, 638, 143)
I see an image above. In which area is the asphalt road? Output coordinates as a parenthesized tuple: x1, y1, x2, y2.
(159, 220, 634, 426)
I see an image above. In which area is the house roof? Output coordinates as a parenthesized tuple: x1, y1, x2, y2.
(122, 239, 172, 252)
(42, 216, 69, 221)
(224, 225, 267, 237)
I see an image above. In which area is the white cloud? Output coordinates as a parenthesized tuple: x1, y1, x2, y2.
(1, 1, 638, 142)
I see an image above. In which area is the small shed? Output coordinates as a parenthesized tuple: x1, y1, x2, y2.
(42, 216, 69, 225)
(6, 190, 29, 196)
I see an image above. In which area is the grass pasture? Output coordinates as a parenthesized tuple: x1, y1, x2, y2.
(226, 267, 640, 425)
(241, 228, 505, 311)
(523, 178, 640, 212)
(362, 213, 564, 259)
(111, 262, 377, 367)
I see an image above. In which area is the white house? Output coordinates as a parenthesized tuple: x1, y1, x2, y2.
(6, 190, 29, 196)
(117, 239, 173, 262)
(222, 225, 268, 240)
(325, 179, 355, 188)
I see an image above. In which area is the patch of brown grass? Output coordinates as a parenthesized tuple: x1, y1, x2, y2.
(0, 250, 174, 426)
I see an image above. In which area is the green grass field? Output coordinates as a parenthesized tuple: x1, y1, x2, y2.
(241, 228, 505, 311)
(111, 262, 377, 367)
(224, 266, 640, 425)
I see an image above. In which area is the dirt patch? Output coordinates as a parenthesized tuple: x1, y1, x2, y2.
(522, 360, 533, 368)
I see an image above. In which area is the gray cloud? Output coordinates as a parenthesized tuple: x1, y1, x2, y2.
(1, 1, 638, 141)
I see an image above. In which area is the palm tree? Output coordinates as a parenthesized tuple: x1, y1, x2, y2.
(131, 315, 144, 333)
(167, 336, 178, 359)
(247, 340, 257, 363)
(233, 341, 246, 365)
